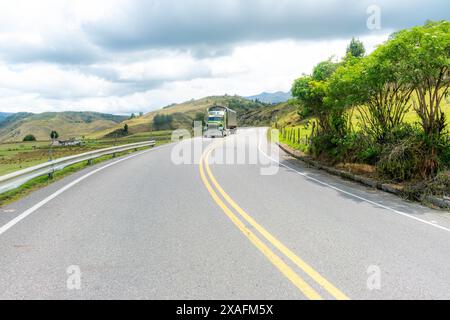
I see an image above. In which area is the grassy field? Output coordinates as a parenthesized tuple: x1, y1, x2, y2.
(0, 130, 173, 176)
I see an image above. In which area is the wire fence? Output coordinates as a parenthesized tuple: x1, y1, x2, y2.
(277, 126, 312, 146)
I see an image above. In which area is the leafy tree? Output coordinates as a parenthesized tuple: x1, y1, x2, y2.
(23, 134, 36, 142)
(329, 44, 414, 142)
(312, 59, 340, 81)
(153, 114, 173, 130)
(123, 123, 129, 134)
(326, 56, 364, 109)
(50, 130, 59, 140)
(390, 20, 449, 141)
(346, 37, 366, 58)
(292, 59, 340, 134)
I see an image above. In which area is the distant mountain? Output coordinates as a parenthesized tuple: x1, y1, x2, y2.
(0, 112, 13, 123)
(89, 95, 267, 139)
(0, 111, 128, 142)
(245, 91, 292, 104)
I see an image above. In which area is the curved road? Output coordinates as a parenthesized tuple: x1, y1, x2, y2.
(0, 128, 449, 299)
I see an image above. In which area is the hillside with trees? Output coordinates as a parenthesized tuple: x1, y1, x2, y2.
(90, 95, 268, 138)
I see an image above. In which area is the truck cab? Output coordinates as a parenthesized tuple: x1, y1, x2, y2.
(204, 106, 237, 138)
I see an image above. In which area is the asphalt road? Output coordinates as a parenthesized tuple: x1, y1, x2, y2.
(0, 128, 449, 299)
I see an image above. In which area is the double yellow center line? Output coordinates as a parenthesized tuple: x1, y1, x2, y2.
(199, 141, 349, 300)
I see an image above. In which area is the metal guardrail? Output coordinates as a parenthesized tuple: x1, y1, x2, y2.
(0, 140, 155, 194)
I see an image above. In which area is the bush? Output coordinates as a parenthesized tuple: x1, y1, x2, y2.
(436, 134, 450, 169)
(308, 121, 447, 181)
(426, 171, 450, 197)
(153, 114, 173, 130)
(404, 170, 450, 201)
(310, 133, 337, 159)
(348, 133, 381, 164)
(23, 134, 36, 142)
(376, 137, 425, 181)
(375, 126, 442, 181)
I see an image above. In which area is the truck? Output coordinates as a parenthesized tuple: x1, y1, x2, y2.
(204, 105, 237, 138)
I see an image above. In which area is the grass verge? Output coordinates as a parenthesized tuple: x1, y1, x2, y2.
(0, 130, 173, 176)
(0, 140, 170, 207)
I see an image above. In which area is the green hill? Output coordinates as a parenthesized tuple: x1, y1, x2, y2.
(239, 100, 300, 127)
(89, 95, 267, 139)
(245, 91, 292, 104)
(0, 111, 128, 142)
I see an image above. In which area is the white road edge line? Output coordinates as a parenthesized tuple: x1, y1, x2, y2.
(257, 129, 450, 234)
(0, 143, 171, 236)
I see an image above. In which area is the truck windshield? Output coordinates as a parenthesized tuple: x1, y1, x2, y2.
(208, 116, 223, 122)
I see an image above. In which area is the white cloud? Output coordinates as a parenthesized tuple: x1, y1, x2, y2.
(0, 0, 446, 114)
(0, 34, 389, 114)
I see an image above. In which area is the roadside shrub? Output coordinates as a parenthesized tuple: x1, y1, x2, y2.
(435, 132, 450, 169)
(310, 133, 337, 159)
(383, 123, 418, 143)
(375, 124, 432, 181)
(404, 170, 450, 201)
(377, 140, 418, 181)
(350, 133, 381, 164)
(426, 171, 450, 197)
(330, 131, 380, 165)
(310, 132, 353, 163)
(371, 124, 447, 181)
(377, 124, 449, 180)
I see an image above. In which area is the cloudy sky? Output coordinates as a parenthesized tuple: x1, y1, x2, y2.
(0, 0, 448, 115)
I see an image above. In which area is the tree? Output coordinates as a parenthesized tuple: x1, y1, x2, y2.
(123, 123, 129, 134)
(23, 134, 36, 142)
(325, 56, 366, 135)
(346, 37, 366, 58)
(153, 114, 173, 130)
(312, 58, 340, 81)
(326, 56, 364, 109)
(390, 20, 449, 141)
(50, 130, 59, 140)
(329, 37, 416, 142)
(292, 59, 340, 134)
